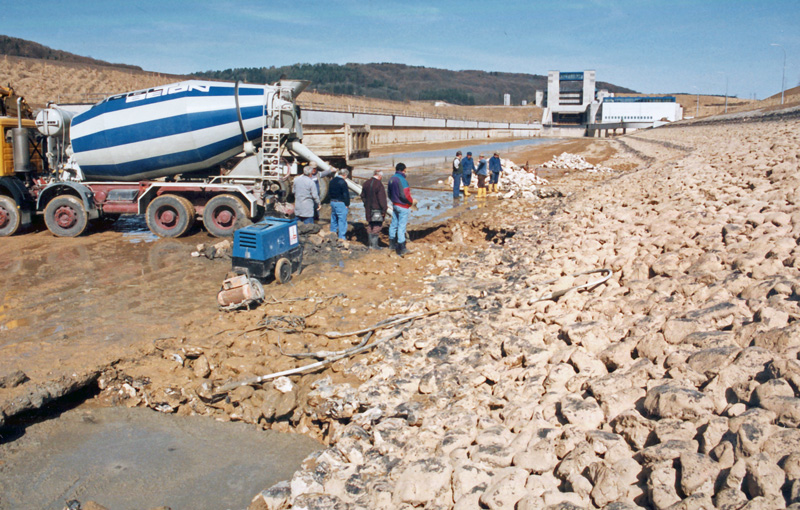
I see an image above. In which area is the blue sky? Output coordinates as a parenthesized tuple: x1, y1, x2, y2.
(3, 0, 798, 99)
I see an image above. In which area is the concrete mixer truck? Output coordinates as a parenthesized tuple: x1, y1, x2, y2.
(0, 79, 351, 238)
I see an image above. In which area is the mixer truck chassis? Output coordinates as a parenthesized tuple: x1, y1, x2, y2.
(1, 79, 359, 238)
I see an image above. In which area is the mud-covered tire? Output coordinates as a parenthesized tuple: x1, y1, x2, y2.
(44, 195, 89, 237)
(203, 194, 251, 237)
(146, 194, 195, 238)
(0, 195, 21, 236)
(275, 257, 292, 284)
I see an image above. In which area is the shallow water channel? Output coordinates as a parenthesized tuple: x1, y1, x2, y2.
(0, 406, 321, 510)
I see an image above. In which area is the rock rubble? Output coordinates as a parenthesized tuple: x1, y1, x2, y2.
(248, 115, 800, 509)
(540, 152, 615, 174)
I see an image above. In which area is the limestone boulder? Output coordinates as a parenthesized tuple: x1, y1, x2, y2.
(643, 384, 714, 420)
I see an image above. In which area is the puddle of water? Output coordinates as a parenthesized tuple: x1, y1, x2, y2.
(0, 405, 321, 510)
(113, 215, 160, 244)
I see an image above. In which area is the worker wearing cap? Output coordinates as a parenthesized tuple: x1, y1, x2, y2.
(461, 152, 475, 198)
(452, 150, 463, 199)
(489, 152, 503, 193)
(387, 162, 416, 256)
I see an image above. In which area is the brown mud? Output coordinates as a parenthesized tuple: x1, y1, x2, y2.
(0, 138, 630, 510)
(0, 138, 625, 428)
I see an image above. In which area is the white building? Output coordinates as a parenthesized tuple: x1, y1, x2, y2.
(598, 97, 683, 123)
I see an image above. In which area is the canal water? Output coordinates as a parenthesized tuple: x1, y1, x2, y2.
(351, 137, 562, 224)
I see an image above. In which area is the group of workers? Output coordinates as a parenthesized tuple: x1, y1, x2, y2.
(452, 150, 503, 199)
(292, 162, 416, 257)
(292, 149, 501, 255)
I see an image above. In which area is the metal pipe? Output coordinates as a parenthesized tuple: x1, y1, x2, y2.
(17, 97, 22, 128)
(287, 140, 363, 194)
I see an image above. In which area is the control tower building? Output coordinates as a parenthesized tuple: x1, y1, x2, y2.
(543, 70, 596, 124)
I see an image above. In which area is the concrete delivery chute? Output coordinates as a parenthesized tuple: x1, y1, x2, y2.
(0, 79, 352, 238)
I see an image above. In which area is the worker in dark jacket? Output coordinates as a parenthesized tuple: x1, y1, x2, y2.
(452, 150, 463, 199)
(461, 152, 475, 197)
(387, 162, 416, 256)
(328, 168, 350, 240)
(360, 168, 388, 249)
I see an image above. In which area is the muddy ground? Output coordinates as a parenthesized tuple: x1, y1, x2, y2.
(0, 136, 628, 509)
(0, 137, 621, 426)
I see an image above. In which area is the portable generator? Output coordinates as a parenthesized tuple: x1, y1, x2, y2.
(231, 217, 304, 284)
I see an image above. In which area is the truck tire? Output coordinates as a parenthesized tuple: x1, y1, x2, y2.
(275, 257, 292, 284)
(146, 194, 195, 238)
(203, 194, 251, 237)
(44, 195, 89, 237)
(0, 195, 21, 236)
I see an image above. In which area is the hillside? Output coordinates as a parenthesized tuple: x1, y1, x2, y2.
(0, 55, 183, 108)
(193, 63, 637, 106)
(0, 34, 142, 71)
(0, 54, 541, 123)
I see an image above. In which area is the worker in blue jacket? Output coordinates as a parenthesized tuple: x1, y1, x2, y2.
(475, 153, 488, 198)
(488, 152, 502, 193)
(461, 152, 475, 197)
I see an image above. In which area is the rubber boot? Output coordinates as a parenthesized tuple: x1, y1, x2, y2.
(463, 186, 470, 198)
(389, 237, 397, 250)
(369, 234, 381, 249)
(396, 241, 409, 256)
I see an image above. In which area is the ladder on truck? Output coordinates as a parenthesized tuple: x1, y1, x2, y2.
(260, 92, 291, 178)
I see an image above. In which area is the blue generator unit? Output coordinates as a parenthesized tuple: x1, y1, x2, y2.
(232, 217, 303, 284)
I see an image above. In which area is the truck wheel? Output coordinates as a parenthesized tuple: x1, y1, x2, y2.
(275, 257, 292, 284)
(203, 194, 250, 237)
(146, 194, 195, 238)
(44, 195, 89, 237)
(0, 196, 21, 236)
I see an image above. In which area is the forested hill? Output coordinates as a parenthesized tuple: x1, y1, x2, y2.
(192, 63, 637, 105)
(0, 34, 142, 71)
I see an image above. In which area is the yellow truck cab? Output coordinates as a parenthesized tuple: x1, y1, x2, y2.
(0, 116, 44, 235)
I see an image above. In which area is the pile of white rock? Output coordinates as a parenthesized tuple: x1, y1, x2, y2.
(498, 158, 550, 200)
(542, 152, 614, 174)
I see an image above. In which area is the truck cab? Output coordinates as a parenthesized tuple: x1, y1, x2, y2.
(0, 117, 45, 236)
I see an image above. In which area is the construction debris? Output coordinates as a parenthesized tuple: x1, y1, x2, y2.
(541, 152, 615, 173)
(216, 275, 265, 311)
